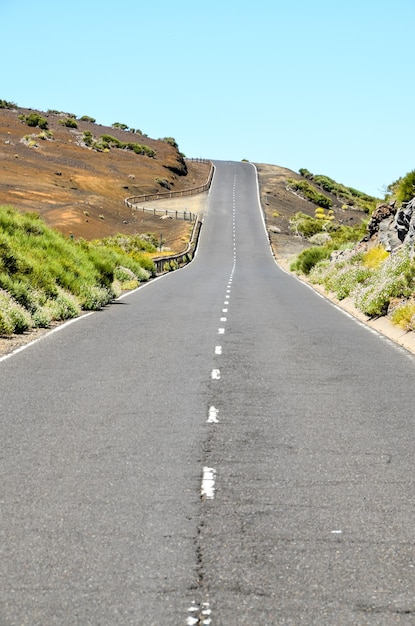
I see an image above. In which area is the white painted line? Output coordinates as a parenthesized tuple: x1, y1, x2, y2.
(223, 308, 228, 313)
(224, 300, 229, 305)
(208, 406, 219, 423)
(0, 312, 94, 364)
(201, 467, 216, 499)
(331, 530, 343, 534)
(215, 345, 222, 354)
(211, 368, 221, 380)
(218, 328, 225, 334)
(220, 317, 227, 322)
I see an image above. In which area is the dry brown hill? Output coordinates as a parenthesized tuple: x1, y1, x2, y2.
(0, 105, 368, 261)
(0, 106, 210, 251)
(255, 163, 368, 261)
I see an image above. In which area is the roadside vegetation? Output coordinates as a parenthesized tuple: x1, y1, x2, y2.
(81, 131, 155, 157)
(298, 168, 378, 213)
(290, 169, 415, 326)
(0, 206, 156, 336)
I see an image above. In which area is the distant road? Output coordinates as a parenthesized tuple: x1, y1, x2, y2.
(1, 161, 415, 625)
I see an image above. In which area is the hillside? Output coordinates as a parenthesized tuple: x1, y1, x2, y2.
(255, 163, 371, 261)
(0, 105, 210, 250)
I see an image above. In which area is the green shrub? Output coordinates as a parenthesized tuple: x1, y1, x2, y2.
(79, 115, 96, 123)
(32, 306, 52, 328)
(0, 291, 33, 335)
(24, 113, 48, 129)
(155, 177, 170, 189)
(0, 309, 14, 335)
(37, 130, 53, 140)
(0, 99, 17, 109)
(79, 285, 112, 310)
(390, 301, 415, 329)
(287, 178, 332, 209)
(299, 167, 313, 179)
(112, 122, 129, 130)
(161, 137, 179, 149)
(114, 266, 136, 283)
(289, 212, 331, 238)
(59, 117, 78, 128)
(82, 130, 93, 146)
(394, 170, 415, 204)
(290, 246, 332, 274)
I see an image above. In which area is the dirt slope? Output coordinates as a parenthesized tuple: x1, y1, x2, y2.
(255, 163, 367, 261)
(0, 106, 210, 250)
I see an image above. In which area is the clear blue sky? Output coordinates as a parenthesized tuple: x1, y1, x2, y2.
(2, 0, 414, 197)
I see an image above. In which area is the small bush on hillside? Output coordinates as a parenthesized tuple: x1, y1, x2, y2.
(161, 137, 179, 149)
(0, 99, 17, 109)
(79, 285, 112, 310)
(0, 290, 33, 335)
(299, 167, 313, 179)
(390, 300, 415, 329)
(37, 130, 54, 140)
(362, 246, 389, 269)
(308, 232, 332, 246)
(82, 130, 93, 146)
(155, 177, 170, 189)
(112, 122, 129, 130)
(287, 178, 332, 209)
(290, 212, 332, 238)
(79, 115, 96, 123)
(23, 113, 48, 129)
(59, 117, 78, 128)
(290, 246, 332, 274)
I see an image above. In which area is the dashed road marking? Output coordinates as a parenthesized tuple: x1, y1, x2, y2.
(207, 406, 219, 423)
(187, 601, 212, 625)
(201, 467, 216, 500)
(215, 345, 222, 354)
(211, 369, 220, 380)
(220, 317, 227, 322)
(218, 328, 225, 334)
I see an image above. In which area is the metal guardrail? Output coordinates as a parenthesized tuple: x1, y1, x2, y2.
(124, 160, 213, 210)
(124, 159, 212, 275)
(152, 216, 203, 275)
(126, 206, 197, 222)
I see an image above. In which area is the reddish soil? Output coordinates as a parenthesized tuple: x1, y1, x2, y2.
(0, 107, 210, 250)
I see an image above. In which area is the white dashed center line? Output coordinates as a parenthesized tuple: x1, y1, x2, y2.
(201, 467, 216, 500)
(207, 406, 219, 423)
(211, 369, 221, 380)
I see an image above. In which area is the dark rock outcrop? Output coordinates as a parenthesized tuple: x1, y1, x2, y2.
(364, 196, 415, 251)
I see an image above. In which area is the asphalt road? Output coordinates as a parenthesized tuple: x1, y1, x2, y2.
(1, 161, 415, 625)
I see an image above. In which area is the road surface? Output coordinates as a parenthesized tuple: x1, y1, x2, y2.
(1, 161, 415, 625)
